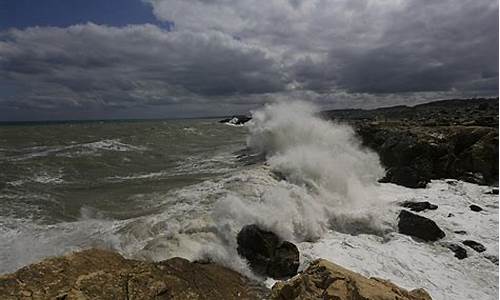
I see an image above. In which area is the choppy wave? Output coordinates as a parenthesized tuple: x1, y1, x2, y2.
(7, 170, 64, 187)
(0, 103, 497, 300)
(9, 139, 146, 161)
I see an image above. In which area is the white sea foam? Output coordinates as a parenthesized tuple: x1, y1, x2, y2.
(0, 102, 497, 300)
(214, 101, 386, 243)
(10, 139, 146, 161)
(299, 180, 499, 300)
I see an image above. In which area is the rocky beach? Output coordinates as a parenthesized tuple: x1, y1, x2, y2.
(0, 98, 498, 299)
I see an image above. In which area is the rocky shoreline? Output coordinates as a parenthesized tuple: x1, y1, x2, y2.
(1, 98, 497, 299)
(0, 247, 432, 300)
(324, 98, 499, 188)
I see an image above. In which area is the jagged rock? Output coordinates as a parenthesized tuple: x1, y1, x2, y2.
(270, 259, 432, 300)
(380, 166, 428, 188)
(470, 204, 483, 212)
(237, 225, 299, 279)
(486, 188, 499, 195)
(446, 243, 468, 259)
(400, 201, 438, 212)
(355, 122, 498, 187)
(462, 240, 486, 253)
(0, 249, 269, 300)
(219, 115, 252, 125)
(485, 255, 499, 265)
(398, 210, 445, 241)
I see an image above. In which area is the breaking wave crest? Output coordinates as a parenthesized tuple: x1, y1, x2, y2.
(213, 101, 386, 244)
(0, 101, 389, 276)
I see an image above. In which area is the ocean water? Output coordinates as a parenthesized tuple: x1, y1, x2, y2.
(0, 102, 497, 300)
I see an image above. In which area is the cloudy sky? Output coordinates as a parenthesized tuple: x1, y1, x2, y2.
(0, 0, 498, 121)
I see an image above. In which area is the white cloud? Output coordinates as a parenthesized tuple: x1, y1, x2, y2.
(0, 0, 497, 119)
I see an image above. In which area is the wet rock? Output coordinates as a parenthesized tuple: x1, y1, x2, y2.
(219, 115, 252, 125)
(446, 243, 468, 259)
(400, 201, 438, 212)
(267, 241, 300, 279)
(462, 240, 486, 253)
(237, 225, 299, 279)
(470, 204, 483, 212)
(485, 188, 499, 195)
(355, 121, 498, 187)
(398, 210, 445, 241)
(0, 248, 269, 300)
(379, 166, 429, 188)
(485, 255, 499, 265)
(270, 259, 432, 300)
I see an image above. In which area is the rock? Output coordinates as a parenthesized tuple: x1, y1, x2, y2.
(0, 248, 269, 300)
(446, 243, 468, 259)
(398, 210, 445, 241)
(485, 255, 499, 265)
(470, 204, 483, 212)
(447, 213, 454, 217)
(270, 259, 432, 300)
(400, 201, 438, 212)
(219, 115, 252, 125)
(267, 241, 300, 279)
(355, 123, 498, 187)
(462, 240, 486, 253)
(485, 188, 499, 195)
(327, 99, 499, 186)
(237, 225, 299, 279)
(454, 230, 467, 235)
(380, 166, 428, 188)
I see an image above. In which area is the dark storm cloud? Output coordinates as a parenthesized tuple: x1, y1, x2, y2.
(0, 23, 286, 112)
(0, 0, 498, 120)
(333, 1, 499, 94)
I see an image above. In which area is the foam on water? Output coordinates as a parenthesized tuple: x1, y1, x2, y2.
(0, 102, 497, 300)
(9, 139, 146, 161)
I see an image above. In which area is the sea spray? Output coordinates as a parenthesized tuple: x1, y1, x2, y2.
(212, 101, 387, 250)
(0, 106, 388, 277)
(130, 101, 390, 276)
(248, 101, 384, 202)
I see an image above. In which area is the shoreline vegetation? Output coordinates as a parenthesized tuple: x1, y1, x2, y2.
(1, 97, 498, 299)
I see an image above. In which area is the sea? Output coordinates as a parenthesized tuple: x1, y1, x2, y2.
(0, 101, 498, 299)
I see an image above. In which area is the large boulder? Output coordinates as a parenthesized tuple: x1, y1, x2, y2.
(398, 210, 445, 241)
(400, 201, 438, 212)
(270, 259, 432, 300)
(0, 249, 269, 300)
(462, 240, 486, 253)
(446, 243, 468, 260)
(219, 115, 252, 125)
(237, 225, 299, 279)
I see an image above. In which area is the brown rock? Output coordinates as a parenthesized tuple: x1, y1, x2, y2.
(270, 259, 432, 300)
(0, 248, 269, 300)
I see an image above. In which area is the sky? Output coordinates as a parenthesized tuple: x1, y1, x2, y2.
(0, 0, 498, 121)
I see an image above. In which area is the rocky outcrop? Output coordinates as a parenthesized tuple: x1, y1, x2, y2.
(446, 243, 468, 260)
(398, 210, 445, 241)
(237, 225, 299, 279)
(462, 240, 486, 253)
(400, 201, 438, 212)
(357, 124, 498, 187)
(270, 259, 432, 300)
(323, 98, 499, 188)
(470, 204, 483, 212)
(219, 115, 252, 125)
(0, 249, 269, 300)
